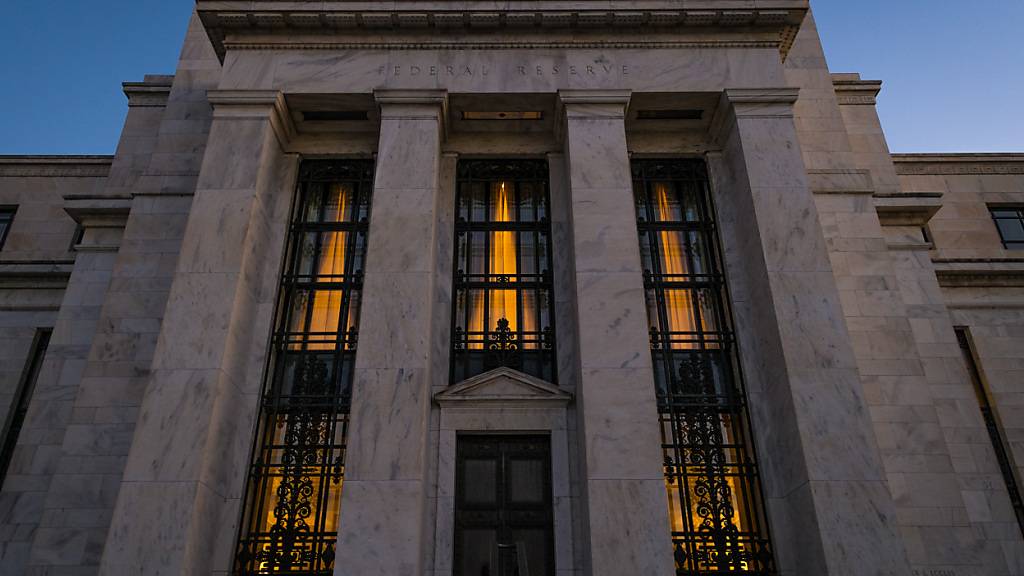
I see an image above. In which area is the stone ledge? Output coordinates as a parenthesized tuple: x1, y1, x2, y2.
(0, 156, 113, 178)
(197, 2, 807, 60)
(874, 195, 943, 227)
(832, 73, 882, 106)
(63, 196, 133, 226)
(0, 260, 74, 290)
(892, 153, 1024, 175)
(123, 76, 173, 108)
(932, 257, 1024, 288)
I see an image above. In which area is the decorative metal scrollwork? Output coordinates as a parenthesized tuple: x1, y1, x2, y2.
(236, 161, 371, 576)
(486, 317, 519, 369)
(635, 159, 775, 575)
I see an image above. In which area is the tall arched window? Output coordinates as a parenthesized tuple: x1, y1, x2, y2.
(234, 160, 373, 575)
(451, 160, 557, 384)
(633, 159, 775, 575)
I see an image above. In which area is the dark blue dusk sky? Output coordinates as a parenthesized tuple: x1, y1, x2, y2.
(1, 1, 1021, 155)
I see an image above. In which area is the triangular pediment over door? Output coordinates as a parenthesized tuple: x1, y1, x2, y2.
(433, 366, 572, 407)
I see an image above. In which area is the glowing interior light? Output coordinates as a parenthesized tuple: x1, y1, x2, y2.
(654, 183, 749, 570)
(466, 181, 538, 347)
(654, 183, 702, 350)
(256, 182, 352, 573)
(291, 184, 351, 351)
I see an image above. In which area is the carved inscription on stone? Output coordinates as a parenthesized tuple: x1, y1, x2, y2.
(377, 63, 630, 77)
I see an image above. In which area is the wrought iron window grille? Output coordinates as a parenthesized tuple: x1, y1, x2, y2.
(451, 159, 557, 384)
(234, 160, 374, 575)
(633, 159, 776, 575)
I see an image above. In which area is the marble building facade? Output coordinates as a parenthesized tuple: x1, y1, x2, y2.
(0, 2, 1022, 575)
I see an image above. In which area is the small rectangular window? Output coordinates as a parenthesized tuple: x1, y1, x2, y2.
(0, 207, 15, 250)
(0, 328, 51, 486)
(990, 205, 1024, 250)
(955, 327, 1024, 536)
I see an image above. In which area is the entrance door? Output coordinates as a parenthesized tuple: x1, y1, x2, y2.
(455, 435, 554, 576)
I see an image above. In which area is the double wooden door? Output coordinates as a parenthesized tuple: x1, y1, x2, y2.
(454, 435, 554, 576)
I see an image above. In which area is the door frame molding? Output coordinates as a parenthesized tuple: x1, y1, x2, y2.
(433, 367, 574, 576)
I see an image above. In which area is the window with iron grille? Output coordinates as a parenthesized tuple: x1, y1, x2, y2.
(990, 206, 1024, 250)
(234, 160, 373, 575)
(633, 159, 775, 575)
(451, 159, 557, 384)
(0, 328, 51, 486)
(0, 208, 15, 250)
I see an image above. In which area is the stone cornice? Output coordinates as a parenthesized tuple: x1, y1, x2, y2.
(0, 156, 113, 178)
(63, 195, 132, 227)
(375, 89, 450, 139)
(123, 76, 173, 108)
(832, 76, 882, 106)
(207, 89, 297, 149)
(720, 87, 799, 123)
(725, 87, 800, 105)
(374, 89, 448, 107)
(892, 154, 1024, 175)
(559, 90, 632, 107)
(932, 257, 1024, 288)
(0, 260, 74, 291)
(223, 39, 781, 52)
(196, 2, 808, 61)
(874, 195, 943, 227)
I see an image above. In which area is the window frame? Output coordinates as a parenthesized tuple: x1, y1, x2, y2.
(955, 327, 1024, 536)
(450, 158, 558, 385)
(233, 159, 374, 576)
(0, 328, 51, 487)
(633, 158, 776, 576)
(990, 205, 1024, 250)
(0, 206, 16, 250)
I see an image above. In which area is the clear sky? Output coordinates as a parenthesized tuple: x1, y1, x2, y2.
(1, 1, 1021, 155)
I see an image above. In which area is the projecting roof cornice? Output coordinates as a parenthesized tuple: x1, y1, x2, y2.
(196, 1, 808, 61)
(892, 154, 1024, 176)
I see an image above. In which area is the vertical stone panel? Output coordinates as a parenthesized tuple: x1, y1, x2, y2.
(98, 92, 296, 576)
(424, 151, 457, 576)
(712, 87, 912, 576)
(333, 90, 447, 576)
(805, 11, 1018, 573)
(546, 151, 586, 576)
(0, 251, 115, 576)
(18, 15, 225, 573)
(558, 89, 675, 576)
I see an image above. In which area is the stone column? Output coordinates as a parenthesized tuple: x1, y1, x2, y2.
(99, 91, 298, 575)
(709, 88, 912, 575)
(333, 90, 447, 576)
(557, 90, 675, 576)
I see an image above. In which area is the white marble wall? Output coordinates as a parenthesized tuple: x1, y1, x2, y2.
(220, 47, 786, 96)
(558, 90, 676, 576)
(0, 248, 115, 576)
(23, 93, 182, 576)
(7, 7, 1020, 575)
(333, 91, 447, 576)
(98, 91, 297, 575)
(711, 87, 912, 576)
